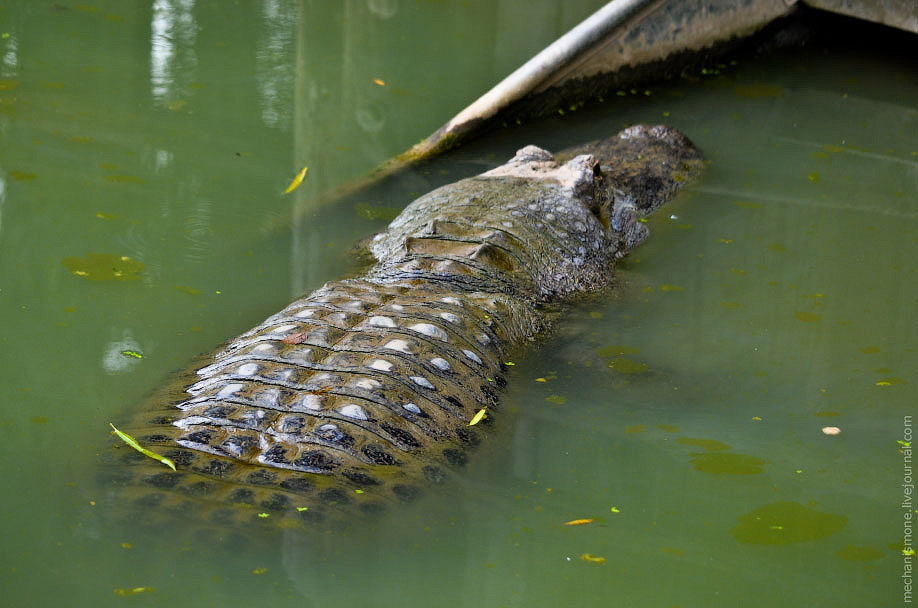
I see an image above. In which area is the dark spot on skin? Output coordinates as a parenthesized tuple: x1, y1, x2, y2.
(263, 444, 291, 464)
(392, 484, 421, 502)
(343, 470, 382, 486)
(455, 427, 480, 447)
(319, 488, 351, 504)
(196, 459, 234, 477)
(277, 415, 306, 434)
(247, 470, 278, 485)
(211, 508, 238, 525)
(144, 472, 180, 489)
(294, 450, 338, 472)
(165, 449, 196, 467)
(481, 385, 498, 403)
(184, 429, 215, 445)
(204, 405, 236, 418)
(359, 502, 387, 515)
(380, 422, 422, 448)
(221, 435, 257, 458)
(229, 488, 255, 504)
(135, 493, 165, 508)
(442, 448, 467, 467)
(445, 396, 464, 410)
(299, 508, 325, 523)
(362, 444, 398, 465)
(315, 423, 354, 447)
(423, 465, 446, 484)
(181, 481, 212, 497)
(142, 434, 170, 442)
(279, 477, 313, 494)
(260, 493, 290, 512)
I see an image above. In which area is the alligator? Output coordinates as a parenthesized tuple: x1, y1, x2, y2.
(104, 124, 702, 535)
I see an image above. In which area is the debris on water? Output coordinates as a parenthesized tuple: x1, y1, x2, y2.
(610, 507, 620, 514)
(109, 423, 176, 471)
(821, 426, 841, 436)
(580, 554, 606, 564)
(795, 311, 822, 323)
(373, 78, 385, 86)
(563, 518, 594, 526)
(659, 284, 684, 292)
(120, 350, 142, 359)
(113, 587, 154, 596)
(283, 166, 308, 194)
(468, 408, 487, 426)
(62, 253, 144, 281)
(252, 567, 267, 575)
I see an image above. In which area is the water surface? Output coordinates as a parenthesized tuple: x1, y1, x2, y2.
(0, 2, 914, 606)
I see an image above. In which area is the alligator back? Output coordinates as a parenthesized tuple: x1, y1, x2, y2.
(103, 125, 702, 535)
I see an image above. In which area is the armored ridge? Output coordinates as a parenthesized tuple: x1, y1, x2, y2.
(103, 125, 702, 535)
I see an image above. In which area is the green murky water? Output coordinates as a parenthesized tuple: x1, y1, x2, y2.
(0, 2, 914, 606)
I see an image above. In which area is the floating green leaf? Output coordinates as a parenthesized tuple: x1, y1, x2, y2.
(109, 423, 175, 471)
(121, 350, 143, 359)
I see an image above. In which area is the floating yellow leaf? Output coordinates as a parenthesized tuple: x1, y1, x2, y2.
(113, 587, 154, 596)
(794, 311, 822, 323)
(121, 350, 143, 359)
(62, 253, 144, 281)
(469, 408, 487, 426)
(580, 553, 606, 564)
(296, 506, 309, 512)
(610, 506, 620, 513)
(257, 512, 270, 518)
(252, 567, 268, 575)
(109, 423, 176, 471)
(283, 166, 308, 194)
(564, 518, 594, 526)
(535, 377, 547, 383)
(373, 78, 385, 86)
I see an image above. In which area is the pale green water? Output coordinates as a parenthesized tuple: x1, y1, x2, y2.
(0, 2, 915, 607)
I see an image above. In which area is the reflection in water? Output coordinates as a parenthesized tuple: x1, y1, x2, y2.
(256, 0, 297, 129)
(150, 0, 198, 104)
(1, 33, 17, 77)
(102, 331, 144, 374)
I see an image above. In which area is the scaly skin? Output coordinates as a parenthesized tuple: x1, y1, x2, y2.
(103, 125, 702, 534)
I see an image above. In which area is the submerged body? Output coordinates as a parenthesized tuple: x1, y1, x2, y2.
(106, 125, 702, 533)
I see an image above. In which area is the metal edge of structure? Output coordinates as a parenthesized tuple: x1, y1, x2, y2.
(306, 0, 916, 211)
